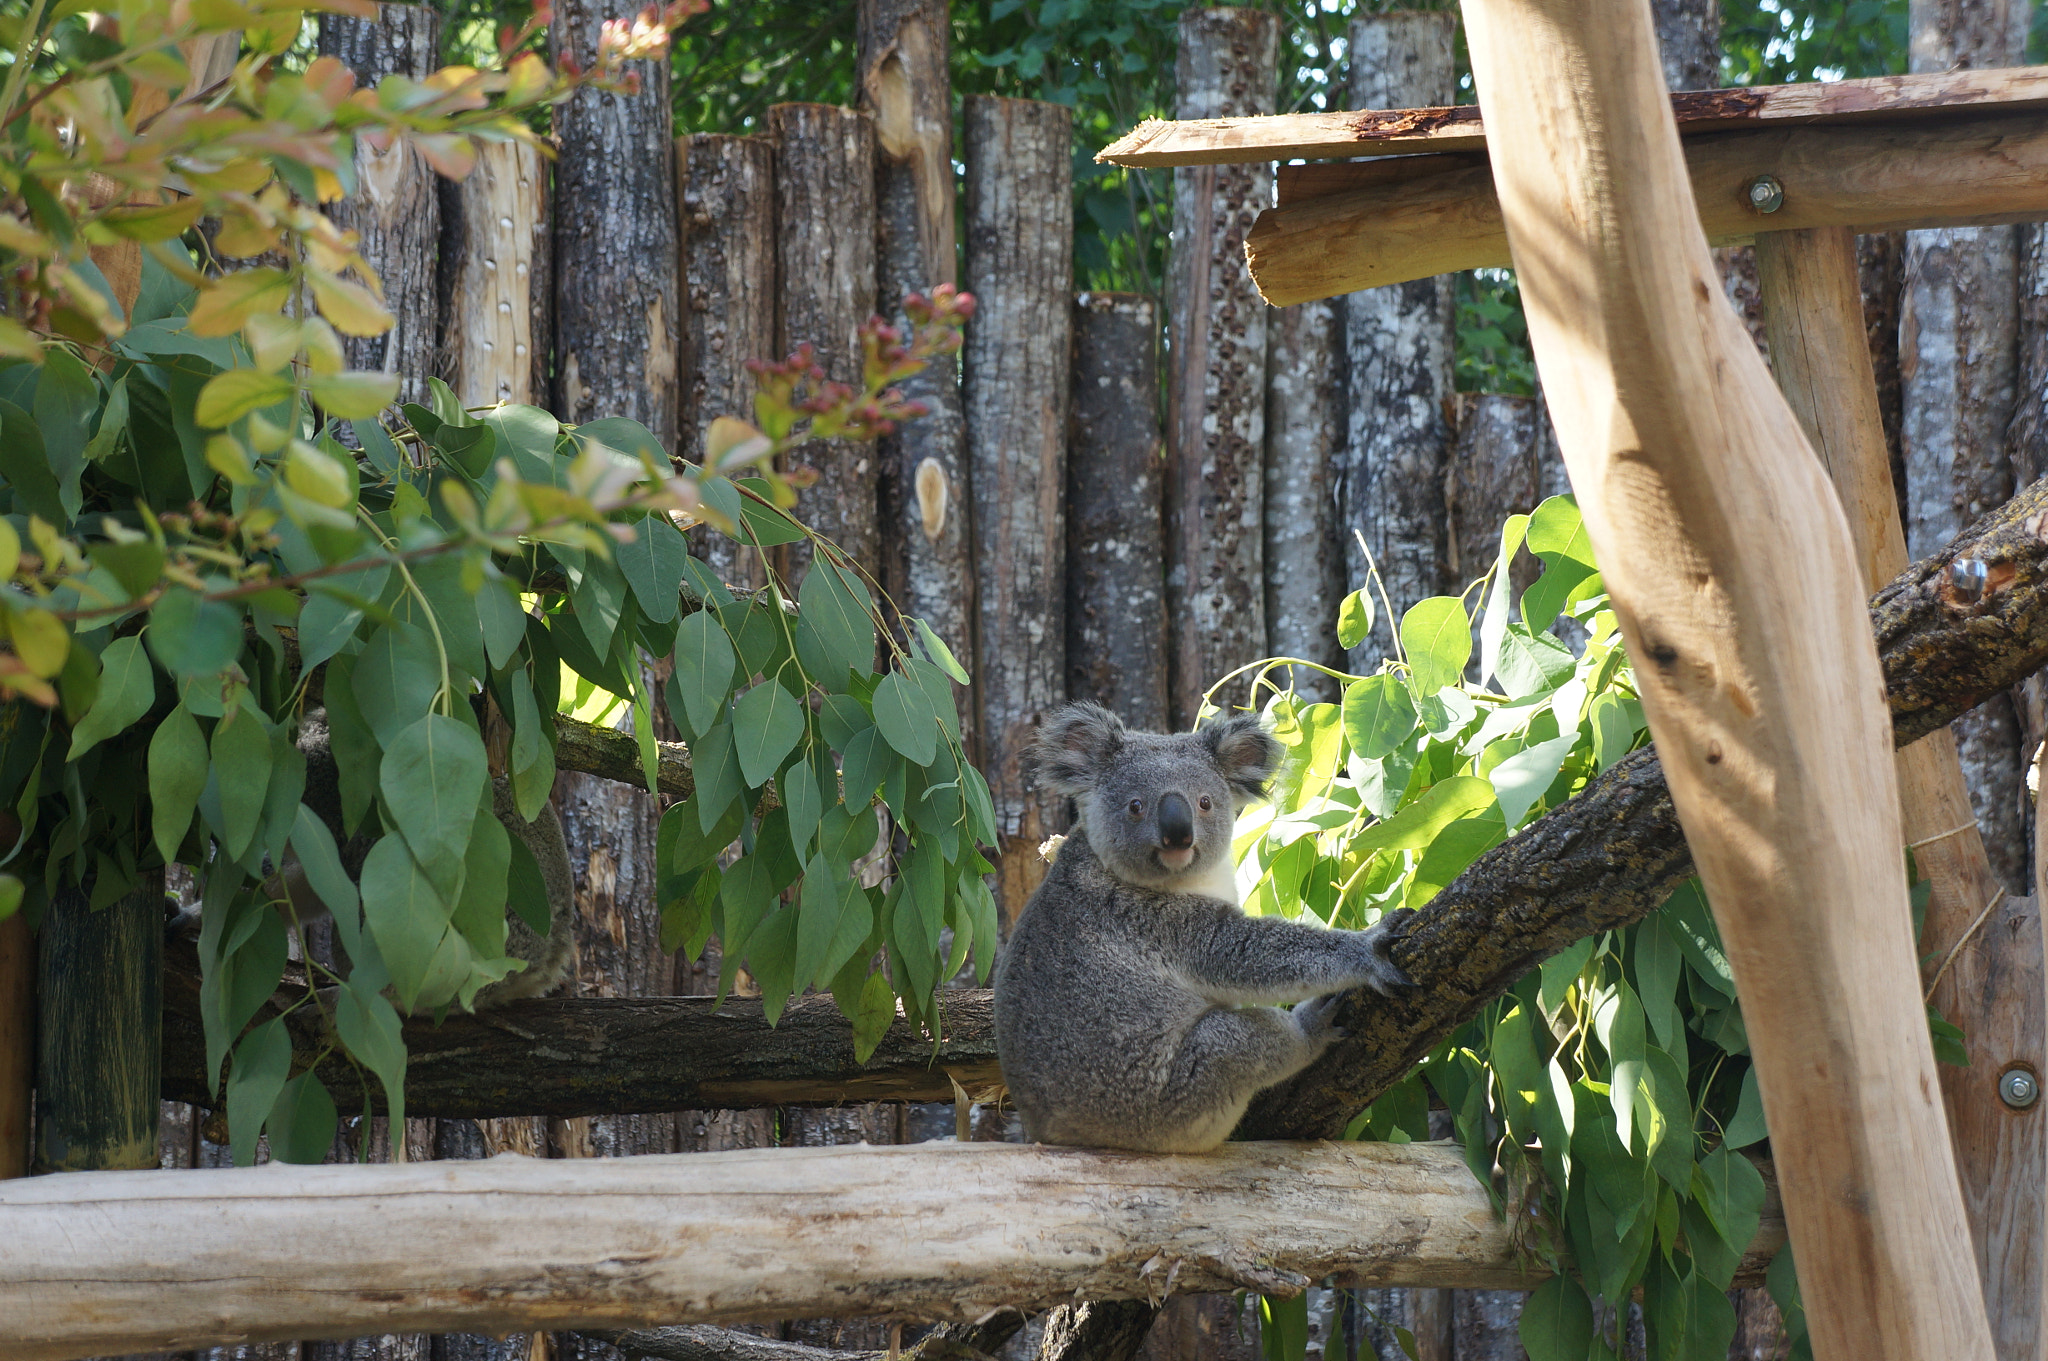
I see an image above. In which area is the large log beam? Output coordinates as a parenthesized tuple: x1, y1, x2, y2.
(1461, 0, 1991, 1356)
(158, 939, 997, 1117)
(0, 1140, 1783, 1360)
(1244, 112, 2048, 306)
(1099, 64, 2048, 165)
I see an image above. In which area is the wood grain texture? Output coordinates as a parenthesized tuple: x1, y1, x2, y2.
(33, 879, 162, 1173)
(770, 103, 879, 586)
(1165, 7, 1278, 725)
(319, 5, 442, 409)
(0, 1139, 1786, 1358)
(1462, 0, 1993, 1355)
(1263, 295, 1346, 703)
(678, 133, 777, 593)
(440, 138, 550, 408)
(1068, 291, 1169, 731)
(1098, 64, 2048, 166)
(551, 0, 680, 445)
(860, 0, 975, 750)
(962, 95, 1071, 923)
(0, 911, 30, 1180)
(1339, 12, 1457, 672)
(1246, 113, 2048, 306)
(1756, 222, 2040, 1361)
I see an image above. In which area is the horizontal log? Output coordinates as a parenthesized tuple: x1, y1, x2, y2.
(159, 940, 998, 1116)
(1246, 112, 2048, 305)
(554, 711, 694, 798)
(0, 1140, 1783, 1359)
(590, 1319, 1019, 1361)
(1098, 64, 2048, 166)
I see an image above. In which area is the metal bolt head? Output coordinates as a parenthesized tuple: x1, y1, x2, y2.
(2001, 1068, 2039, 1109)
(1746, 174, 1785, 214)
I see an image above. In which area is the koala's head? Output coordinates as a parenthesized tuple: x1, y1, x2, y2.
(1032, 703, 1282, 895)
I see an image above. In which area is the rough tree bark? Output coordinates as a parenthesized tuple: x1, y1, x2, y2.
(1447, 393, 1546, 642)
(551, 0, 680, 444)
(317, 5, 442, 410)
(1902, 0, 2031, 895)
(1861, 231, 1910, 506)
(860, 0, 974, 748)
(1165, 8, 1277, 726)
(439, 139, 550, 409)
(0, 908, 27, 1180)
(1341, 12, 1457, 673)
(770, 103, 879, 586)
(33, 879, 161, 1175)
(1069, 292, 1169, 732)
(678, 133, 777, 592)
(1264, 297, 1347, 705)
(963, 95, 1071, 924)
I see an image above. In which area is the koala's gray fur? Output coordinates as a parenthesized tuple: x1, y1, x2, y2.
(993, 703, 1413, 1152)
(288, 712, 576, 1009)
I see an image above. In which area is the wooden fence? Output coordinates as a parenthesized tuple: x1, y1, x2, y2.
(38, 1, 2048, 1360)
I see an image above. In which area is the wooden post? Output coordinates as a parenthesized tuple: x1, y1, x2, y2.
(318, 4, 443, 409)
(1264, 297, 1346, 704)
(1902, 0, 2029, 895)
(551, 0, 681, 446)
(1340, 11, 1457, 672)
(1460, 0, 1995, 1356)
(858, 0, 975, 748)
(1756, 222, 2044, 1361)
(440, 138, 551, 408)
(0, 909, 30, 1180)
(1166, 7, 1278, 725)
(33, 880, 162, 1173)
(1069, 292, 1169, 733)
(769, 103, 879, 587)
(962, 94, 1071, 925)
(678, 133, 776, 592)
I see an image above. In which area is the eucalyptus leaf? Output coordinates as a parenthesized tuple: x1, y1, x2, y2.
(379, 714, 487, 898)
(66, 635, 155, 759)
(618, 513, 690, 624)
(872, 671, 938, 765)
(671, 610, 738, 737)
(225, 1018, 292, 1168)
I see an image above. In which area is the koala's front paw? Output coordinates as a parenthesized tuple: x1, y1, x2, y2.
(1358, 907, 1419, 997)
(1293, 991, 1349, 1044)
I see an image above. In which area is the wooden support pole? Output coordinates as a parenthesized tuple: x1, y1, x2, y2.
(1756, 222, 2048, 1361)
(770, 103, 880, 587)
(1242, 113, 2048, 308)
(678, 132, 777, 592)
(33, 880, 162, 1173)
(0, 1139, 1787, 1359)
(1264, 295, 1346, 703)
(1068, 291, 1169, 731)
(440, 138, 551, 408)
(963, 95, 1071, 924)
(859, 0, 976, 749)
(1166, 6, 1278, 725)
(1460, 0, 1995, 1355)
(0, 909, 30, 1180)
(318, 4, 443, 409)
(1340, 11, 1457, 672)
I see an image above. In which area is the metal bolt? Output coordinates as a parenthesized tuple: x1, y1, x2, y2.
(2001, 1068, 2039, 1109)
(1745, 175, 1785, 214)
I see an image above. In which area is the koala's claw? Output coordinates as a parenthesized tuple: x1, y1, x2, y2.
(1293, 992, 1349, 1041)
(1360, 908, 1420, 997)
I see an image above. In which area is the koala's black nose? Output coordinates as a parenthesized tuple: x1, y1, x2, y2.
(1156, 792, 1194, 849)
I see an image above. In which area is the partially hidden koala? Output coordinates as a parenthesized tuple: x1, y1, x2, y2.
(285, 711, 576, 1009)
(992, 703, 1415, 1153)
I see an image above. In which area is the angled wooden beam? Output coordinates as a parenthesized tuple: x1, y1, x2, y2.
(0, 1140, 1784, 1360)
(1098, 64, 2048, 166)
(1461, 0, 1993, 1356)
(1246, 112, 2048, 306)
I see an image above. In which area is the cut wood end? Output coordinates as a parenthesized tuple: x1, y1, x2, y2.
(1095, 118, 1172, 163)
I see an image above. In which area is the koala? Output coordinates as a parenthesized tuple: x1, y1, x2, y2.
(284, 711, 576, 1009)
(992, 703, 1415, 1153)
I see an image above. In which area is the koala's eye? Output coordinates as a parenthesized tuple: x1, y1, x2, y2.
(1126, 798, 1144, 819)
(1198, 795, 1213, 812)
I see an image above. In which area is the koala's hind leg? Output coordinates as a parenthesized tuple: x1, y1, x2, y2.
(1155, 1005, 1330, 1151)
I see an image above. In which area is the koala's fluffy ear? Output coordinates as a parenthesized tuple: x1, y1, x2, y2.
(1032, 703, 1127, 796)
(1204, 715, 1282, 804)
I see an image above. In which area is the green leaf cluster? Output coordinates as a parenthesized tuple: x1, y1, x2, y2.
(1231, 493, 1911, 1361)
